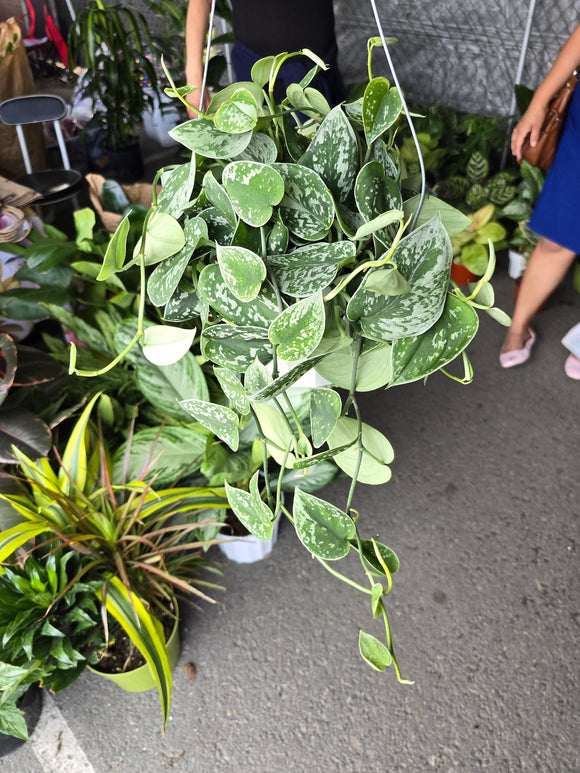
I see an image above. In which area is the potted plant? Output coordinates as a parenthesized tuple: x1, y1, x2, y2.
(0, 393, 228, 730)
(64, 41, 509, 679)
(67, 0, 163, 181)
(0, 547, 106, 746)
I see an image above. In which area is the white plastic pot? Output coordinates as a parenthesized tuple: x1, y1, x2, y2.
(508, 249, 528, 280)
(218, 511, 282, 564)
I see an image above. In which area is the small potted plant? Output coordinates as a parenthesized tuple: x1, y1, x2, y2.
(67, 0, 163, 181)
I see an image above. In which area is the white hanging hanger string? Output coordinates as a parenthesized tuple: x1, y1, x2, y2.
(368, 0, 426, 228)
(200, 0, 218, 110)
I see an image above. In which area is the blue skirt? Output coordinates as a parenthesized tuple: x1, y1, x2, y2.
(528, 84, 580, 254)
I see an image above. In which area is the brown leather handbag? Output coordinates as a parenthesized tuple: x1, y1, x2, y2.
(521, 71, 579, 171)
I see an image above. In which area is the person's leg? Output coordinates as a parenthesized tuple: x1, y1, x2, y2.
(502, 236, 576, 353)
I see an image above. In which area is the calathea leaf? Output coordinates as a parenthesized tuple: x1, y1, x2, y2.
(268, 291, 326, 362)
(390, 293, 479, 386)
(298, 105, 358, 203)
(362, 78, 403, 146)
(274, 163, 334, 240)
(169, 119, 253, 159)
(216, 244, 266, 302)
(293, 488, 355, 560)
(350, 216, 453, 340)
(225, 472, 274, 540)
(327, 417, 393, 484)
(179, 398, 239, 451)
(222, 161, 285, 227)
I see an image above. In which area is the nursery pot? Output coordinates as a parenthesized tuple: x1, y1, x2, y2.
(0, 684, 43, 757)
(103, 139, 144, 184)
(450, 262, 477, 286)
(218, 510, 282, 564)
(89, 614, 180, 693)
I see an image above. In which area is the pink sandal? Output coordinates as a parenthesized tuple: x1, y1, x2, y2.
(564, 354, 580, 380)
(499, 328, 536, 369)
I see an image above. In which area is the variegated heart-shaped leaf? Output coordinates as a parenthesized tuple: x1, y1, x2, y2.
(293, 488, 355, 560)
(217, 244, 266, 302)
(390, 293, 479, 386)
(354, 161, 403, 223)
(214, 366, 250, 415)
(163, 289, 202, 323)
(169, 120, 252, 159)
(202, 324, 272, 370)
(362, 78, 403, 146)
(198, 265, 279, 326)
(269, 291, 325, 362)
(238, 132, 278, 164)
(275, 163, 334, 240)
(148, 217, 207, 307)
(179, 398, 239, 451)
(349, 217, 453, 340)
(267, 241, 356, 297)
(225, 473, 274, 540)
(214, 88, 258, 134)
(222, 161, 285, 227)
(310, 388, 342, 447)
(298, 106, 358, 203)
(244, 357, 271, 394)
(203, 171, 236, 226)
(267, 216, 289, 255)
(157, 160, 196, 217)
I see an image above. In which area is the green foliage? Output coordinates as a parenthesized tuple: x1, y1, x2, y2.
(63, 46, 505, 683)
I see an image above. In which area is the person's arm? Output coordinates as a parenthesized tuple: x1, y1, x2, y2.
(512, 23, 580, 161)
(185, 0, 212, 117)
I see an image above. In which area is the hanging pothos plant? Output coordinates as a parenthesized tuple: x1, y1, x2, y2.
(68, 39, 509, 680)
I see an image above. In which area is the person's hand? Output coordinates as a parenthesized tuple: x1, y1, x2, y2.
(185, 80, 211, 119)
(511, 104, 547, 161)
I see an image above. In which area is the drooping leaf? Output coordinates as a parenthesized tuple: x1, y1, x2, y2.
(157, 160, 196, 217)
(293, 488, 355, 560)
(354, 539, 400, 575)
(148, 217, 208, 307)
(249, 355, 325, 401)
(310, 388, 342, 447)
(179, 398, 239, 451)
(359, 630, 392, 671)
(202, 171, 236, 226)
(214, 366, 250, 415)
(0, 410, 52, 463)
(97, 212, 130, 280)
(327, 417, 393, 484)
(403, 194, 472, 237)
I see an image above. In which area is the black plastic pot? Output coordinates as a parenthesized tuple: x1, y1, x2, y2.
(104, 139, 144, 183)
(0, 684, 43, 757)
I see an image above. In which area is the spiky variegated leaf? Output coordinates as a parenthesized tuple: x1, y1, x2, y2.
(293, 488, 355, 560)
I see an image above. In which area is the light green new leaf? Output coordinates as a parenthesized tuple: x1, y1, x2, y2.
(141, 325, 196, 366)
(293, 488, 355, 560)
(267, 241, 355, 297)
(310, 388, 341, 447)
(298, 106, 358, 203)
(214, 366, 250, 415)
(390, 293, 479, 386)
(157, 160, 196, 217)
(97, 212, 130, 280)
(169, 119, 252, 159)
(179, 398, 239, 451)
(214, 88, 258, 134)
(224, 474, 274, 540)
(269, 291, 325, 362)
(217, 244, 266, 302)
(359, 630, 392, 671)
(148, 217, 207, 307)
(349, 217, 452, 340)
(275, 163, 334, 240)
(198, 265, 279, 327)
(327, 417, 393, 484)
(135, 211, 185, 266)
(252, 402, 304, 469)
(403, 194, 472, 237)
(222, 161, 284, 227)
(201, 324, 272, 371)
(362, 78, 403, 146)
(315, 339, 392, 391)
